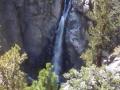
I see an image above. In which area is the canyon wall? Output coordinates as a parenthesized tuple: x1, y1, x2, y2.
(0, 0, 91, 70)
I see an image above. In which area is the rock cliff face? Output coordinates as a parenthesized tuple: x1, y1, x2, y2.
(0, 0, 23, 55)
(0, 0, 62, 68)
(18, 0, 62, 68)
(64, 0, 91, 69)
(0, 0, 91, 70)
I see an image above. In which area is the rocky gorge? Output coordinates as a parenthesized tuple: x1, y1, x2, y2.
(0, 0, 90, 74)
(0, 0, 120, 85)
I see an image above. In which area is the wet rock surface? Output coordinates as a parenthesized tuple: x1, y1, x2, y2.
(64, 0, 91, 69)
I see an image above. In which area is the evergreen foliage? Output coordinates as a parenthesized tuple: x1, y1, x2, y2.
(0, 45, 58, 90)
(0, 44, 27, 90)
(61, 65, 120, 90)
(80, 0, 120, 67)
(25, 63, 58, 90)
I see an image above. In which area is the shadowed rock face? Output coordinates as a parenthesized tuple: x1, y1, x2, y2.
(0, 0, 62, 68)
(18, 0, 62, 68)
(0, 0, 23, 55)
(0, 0, 91, 70)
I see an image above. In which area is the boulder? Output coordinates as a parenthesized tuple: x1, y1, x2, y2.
(106, 56, 120, 78)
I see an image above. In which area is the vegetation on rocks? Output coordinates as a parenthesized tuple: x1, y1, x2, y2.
(61, 0, 120, 90)
(81, 0, 120, 67)
(62, 45, 120, 89)
(0, 45, 58, 90)
(61, 65, 120, 90)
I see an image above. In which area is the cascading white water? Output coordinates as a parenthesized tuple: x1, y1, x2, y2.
(52, 0, 72, 81)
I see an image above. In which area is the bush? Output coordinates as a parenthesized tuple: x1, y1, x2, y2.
(25, 63, 58, 90)
(61, 65, 120, 90)
(0, 44, 27, 90)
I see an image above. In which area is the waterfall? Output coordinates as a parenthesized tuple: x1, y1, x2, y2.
(52, 0, 72, 82)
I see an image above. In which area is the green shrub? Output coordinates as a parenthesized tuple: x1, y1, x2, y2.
(61, 45, 120, 90)
(61, 65, 120, 90)
(25, 63, 58, 90)
(0, 44, 27, 90)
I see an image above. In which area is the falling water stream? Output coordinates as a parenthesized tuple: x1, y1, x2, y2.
(52, 0, 72, 82)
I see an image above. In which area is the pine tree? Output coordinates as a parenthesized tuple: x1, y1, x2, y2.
(61, 45, 120, 90)
(81, 0, 120, 67)
(25, 63, 58, 90)
(0, 44, 27, 90)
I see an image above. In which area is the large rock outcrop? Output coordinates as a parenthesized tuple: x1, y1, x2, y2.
(64, 0, 91, 69)
(0, 0, 62, 68)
